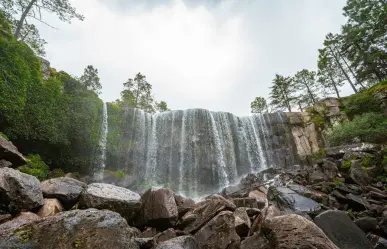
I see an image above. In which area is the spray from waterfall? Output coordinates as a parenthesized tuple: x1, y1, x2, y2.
(93, 102, 108, 181)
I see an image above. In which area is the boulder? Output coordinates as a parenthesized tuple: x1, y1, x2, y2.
(194, 211, 240, 249)
(40, 177, 86, 209)
(267, 186, 321, 214)
(248, 190, 268, 208)
(0, 214, 12, 225)
(263, 214, 339, 249)
(0, 209, 139, 249)
(0, 167, 44, 211)
(178, 195, 235, 234)
(135, 237, 154, 249)
(321, 159, 338, 180)
(0, 135, 27, 166)
(138, 227, 158, 238)
(0, 212, 40, 231)
(135, 188, 178, 229)
(245, 208, 260, 217)
(326, 143, 381, 158)
(174, 194, 195, 216)
(354, 217, 378, 233)
(367, 234, 387, 249)
(0, 159, 12, 168)
(250, 205, 281, 235)
(154, 228, 186, 244)
(349, 160, 372, 186)
(37, 198, 63, 217)
(314, 210, 373, 249)
(234, 207, 251, 237)
(155, 236, 199, 249)
(287, 183, 328, 203)
(232, 197, 258, 208)
(79, 183, 141, 221)
(240, 232, 271, 249)
(346, 193, 371, 211)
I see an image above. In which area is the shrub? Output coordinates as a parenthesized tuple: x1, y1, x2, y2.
(0, 132, 9, 141)
(327, 112, 387, 146)
(342, 91, 382, 120)
(18, 154, 49, 181)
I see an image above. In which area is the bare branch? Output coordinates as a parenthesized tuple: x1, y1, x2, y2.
(26, 14, 58, 29)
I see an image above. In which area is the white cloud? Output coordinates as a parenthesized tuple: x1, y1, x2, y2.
(33, 0, 347, 115)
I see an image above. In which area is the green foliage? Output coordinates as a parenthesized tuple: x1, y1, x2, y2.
(80, 65, 102, 95)
(0, 132, 9, 141)
(251, 97, 268, 114)
(269, 74, 294, 112)
(333, 179, 343, 186)
(155, 101, 170, 112)
(342, 90, 382, 119)
(48, 168, 65, 178)
(293, 69, 319, 106)
(305, 107, 326, 128)
(311, 149, 326, 162)
(18, 154, 49, 181)
(327, 112, 387, 146)
(341, 160, 352, 169)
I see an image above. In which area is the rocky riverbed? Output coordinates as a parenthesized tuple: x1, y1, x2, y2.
(1, 142, 387, 248)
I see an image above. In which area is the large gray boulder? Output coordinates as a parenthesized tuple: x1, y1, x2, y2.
(240, 232, 271, 249)
(79, 183, 141, 221)
(178, 195, 236, 234)
(135, 187, 178, 230)
(0, 209, 139, 249)
(0, 167, 44, 211)
(155, 236, 199, 249)
(234, 207, 251, 237)
(314, 210, 373, 249)
(194, 211, 240, 249)
(0, 212, 40, 231)
(174, 194, 195, 216)
(0, 136, 26, 167)
(267, 186, 321, 214)
(263, 214, 339, 249)
(326, 143, 381, 158)
(41, 177, 86, 209)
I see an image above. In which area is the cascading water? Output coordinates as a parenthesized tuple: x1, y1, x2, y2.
(106, 108, 299, 197)
(93, 102, 108, 181)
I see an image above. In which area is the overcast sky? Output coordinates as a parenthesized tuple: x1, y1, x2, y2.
(34, 0, 349, 116)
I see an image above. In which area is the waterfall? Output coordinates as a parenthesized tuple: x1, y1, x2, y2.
(93, 102, 108, 181)
(108, 109, 298, 197)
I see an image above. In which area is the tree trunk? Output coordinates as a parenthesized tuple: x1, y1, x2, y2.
(328, 73, 340, 98)
(302, 77, 316, 104)
(329, 47, 358, 93)
(14, 0, 38, 39)
(298, 102, 303, 112)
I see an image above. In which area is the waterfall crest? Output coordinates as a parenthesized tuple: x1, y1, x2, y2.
(106, 108, 299, 197)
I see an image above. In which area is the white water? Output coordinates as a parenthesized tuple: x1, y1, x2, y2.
(93, 102, 108, 181)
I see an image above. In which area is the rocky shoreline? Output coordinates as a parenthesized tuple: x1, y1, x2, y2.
(0, 142, 387, 248)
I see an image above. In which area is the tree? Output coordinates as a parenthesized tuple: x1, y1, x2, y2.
(317, 48, 346, 98)
(80, 65, 102, 95)
(155, 101, 170, 112)
(340, 0, 387, 83)
(122, 73, 155, 113)
(269, 74, 294, 112)
(250, 97, 268, 114)
(1, 0, 84, 55)
(293, 69, 319, 105)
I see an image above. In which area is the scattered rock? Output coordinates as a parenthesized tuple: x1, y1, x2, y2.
(41, 177, 86, 209)
(245, 208, 260, 217)
(0, 212, 40, 230)
(138, 227, 158, 238)
(321, 159, 339, 180)
(135, 237, 154, 249)
(79, 183, 141, 222)
(248, 190, 267, 208)
(155, 236, 199, 249)
(267, 186, 321, 214)
(0, 214, 12, 225)
(349, 160, 372, 186)
(37, 198, 63, 217)
(178, 195, 235, 234)
(287, 183, 328, 203)
(326, 143, 381, 158)
(354, 217, 378, 233)
(234, 207, 251, 237)
(0, 136, 27, 166)
(346, 193, 371, 211)
(263, 214, 339, 249)
(0, 209, 139, 249)
(232, 197, 258, 208)
(314, 210, 373, 249)
(174, 194, 195, 216)
(154, 228, 179, 244)
(367, 234, 387, 249)
(135, 187, 178, 230)
(250, 205, 281, 235)
(195, 211, 240, 249)
(0, 159, 12, 168)
(0, 167, 44, 211)
(240, 232, 271, 249)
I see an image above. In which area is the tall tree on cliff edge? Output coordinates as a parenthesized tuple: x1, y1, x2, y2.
(269, 74, 294, 112)
(155, 101, 170, 112)
(340, 0, 387, 84)
(317, 48, 346, 98)
(80, 65, 102, 95)
(293, 69, 320, 106)
(250, 97, 268, 114)
(122, 73, 155, 113)
(0, 0, 84, 55)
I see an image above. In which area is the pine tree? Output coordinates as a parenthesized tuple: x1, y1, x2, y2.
(293, 69, 319, 106)
(250, 97, 268, 114)
(80, 65, 102, 95)
(269, 74, 294, 112)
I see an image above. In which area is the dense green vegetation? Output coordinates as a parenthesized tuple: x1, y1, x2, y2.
(0, 13, 103, 175)
(252, 0, 386, 113)
(18, 154, 49, 180)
